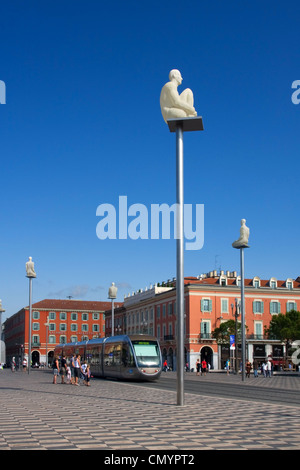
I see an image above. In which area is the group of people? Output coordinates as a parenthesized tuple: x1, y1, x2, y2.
(52, 354, 91, 386)
(245, 359, 273, 378)
(196, 359, 210, 376)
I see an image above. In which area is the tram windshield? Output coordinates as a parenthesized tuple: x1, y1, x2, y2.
(132, 340, 161, 367)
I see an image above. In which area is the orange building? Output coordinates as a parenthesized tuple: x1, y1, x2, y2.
(4, 299, 122, 367)
(106, 271, 300, 371)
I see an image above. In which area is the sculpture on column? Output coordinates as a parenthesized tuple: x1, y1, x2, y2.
(160, 69, 197, 124)
(232, 219, 250, 248)
(26, 257, 36, 278)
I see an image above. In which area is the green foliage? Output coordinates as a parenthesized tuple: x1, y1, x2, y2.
(267, 310, 300, 344)
(211, 320, 241, 345)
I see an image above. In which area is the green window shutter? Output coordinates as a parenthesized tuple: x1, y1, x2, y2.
(201, 299, 204, 312)
(253, 301, 256, 313)
(209, 300, 212, 312)
(270, 302, 274, 314)
(261, 301, 264, 314)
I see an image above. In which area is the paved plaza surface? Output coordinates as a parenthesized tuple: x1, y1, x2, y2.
(0, 368, 299, 452)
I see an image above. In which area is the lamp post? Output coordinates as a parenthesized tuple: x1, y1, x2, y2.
(25, 257, 37, 374)
(232, 219, 250, 382)
(0, 300, 5, 366)
(44, 316, 49, 368)
(108, 282, 118, 337)
(168, 116, 204, 406)
(234, 298, 240, 374)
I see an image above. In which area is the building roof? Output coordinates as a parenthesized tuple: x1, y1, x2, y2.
(26, 299, 123, 311)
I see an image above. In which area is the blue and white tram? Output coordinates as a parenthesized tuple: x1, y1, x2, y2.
(54, 335, 162, 381)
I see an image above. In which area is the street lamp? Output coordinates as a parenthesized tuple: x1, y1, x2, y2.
(44, 316, 49, 368)
(141, 320, 148, 334)
(25, 257, 37, 374)
(108, 282, 118, 337)
(232, 219, 250, 381)
(0, 300, 5, 366)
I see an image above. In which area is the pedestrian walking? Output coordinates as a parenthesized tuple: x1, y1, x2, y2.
(262, 361, 267, 378)
(246, 360, 252, 378)
(66, 365, 71, 384)
(196, 359, 201, 376)
(73, 354, 82, 385)
(85, 365, 91, 386)
(163, 360, 168, 372)
(225, 359, 230, 375)
(60, 355, 67, 384)
(201, 359, 207, 376)
(253, 359, 259, 377)
(52, 356, 59, 384)
(267, 359, 272, 377)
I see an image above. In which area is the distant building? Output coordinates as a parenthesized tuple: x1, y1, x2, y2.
(4, 299, 122, 367)
(105, 272, 300, 371)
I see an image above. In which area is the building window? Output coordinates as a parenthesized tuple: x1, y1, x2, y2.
(32, 335, 40, 345)
(157, 324, 161, 339)
(71, 336, 77, 343)
(60, 312, 67, 320)
(254, 321, 263, 339)
(32, 322, 40, 331)
(60, 336, 67, 344)
(253, 300, 264, 314)
(82, 313, 89, 321)
(201, 298, 212, 312)
(221, 299, 228, 313)
(270, 278, 277, 289)
(49, 323, 56, 331)
(32, 311, 40, 320)
(49, 312, 56, 320)
(168, 303, 173, 316)
(82, 324, 88, 332)
(71, 324, 78, 332)
(270, 301, 281, 314)
(93, 313, 99, 320)
(163, 305, 166, 317)
(71, 312, 77, 321)
(156, 306, 160, 319)
(49, 335, 56, 344)
(93, 324, 99, 332)
(287, 301, 297, 312)
(60, 323, 67, 331)
(201, 321, 211, 338)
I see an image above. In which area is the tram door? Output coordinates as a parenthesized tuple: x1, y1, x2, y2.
(103, 343, 122, 377)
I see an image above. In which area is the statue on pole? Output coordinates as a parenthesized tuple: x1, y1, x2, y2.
(232, 219, 250, 249)
(160, 69, 197, 124)
(26, 257, 36, 278)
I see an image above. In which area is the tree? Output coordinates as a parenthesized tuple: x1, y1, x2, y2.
(267, 310, 300, 362)
(212, 320, 241, 345)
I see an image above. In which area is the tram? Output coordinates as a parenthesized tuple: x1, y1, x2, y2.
(54, 334, 162, 381)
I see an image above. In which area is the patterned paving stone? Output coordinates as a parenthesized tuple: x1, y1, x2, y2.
(0, 369, 300, 451)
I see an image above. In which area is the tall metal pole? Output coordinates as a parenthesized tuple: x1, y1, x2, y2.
(111, 298, 114, 337)
(167, 115, 204, 406)
(28, 277, 32, 374)
(240, 248, 246, 381)
(176, 123, 184, 406)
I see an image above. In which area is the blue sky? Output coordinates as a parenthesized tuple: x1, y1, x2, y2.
(1, 1, 299, 321)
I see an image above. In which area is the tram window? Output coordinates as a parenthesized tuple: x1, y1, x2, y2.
(104, 344, 122, 366)
(132, 341, 160, 367)
(121, 344, 135, 367)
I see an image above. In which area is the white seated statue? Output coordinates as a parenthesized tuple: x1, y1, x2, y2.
(160, 69, 197, 124)
(26, 256, 36, 278)
(232, 219, 250, 248)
